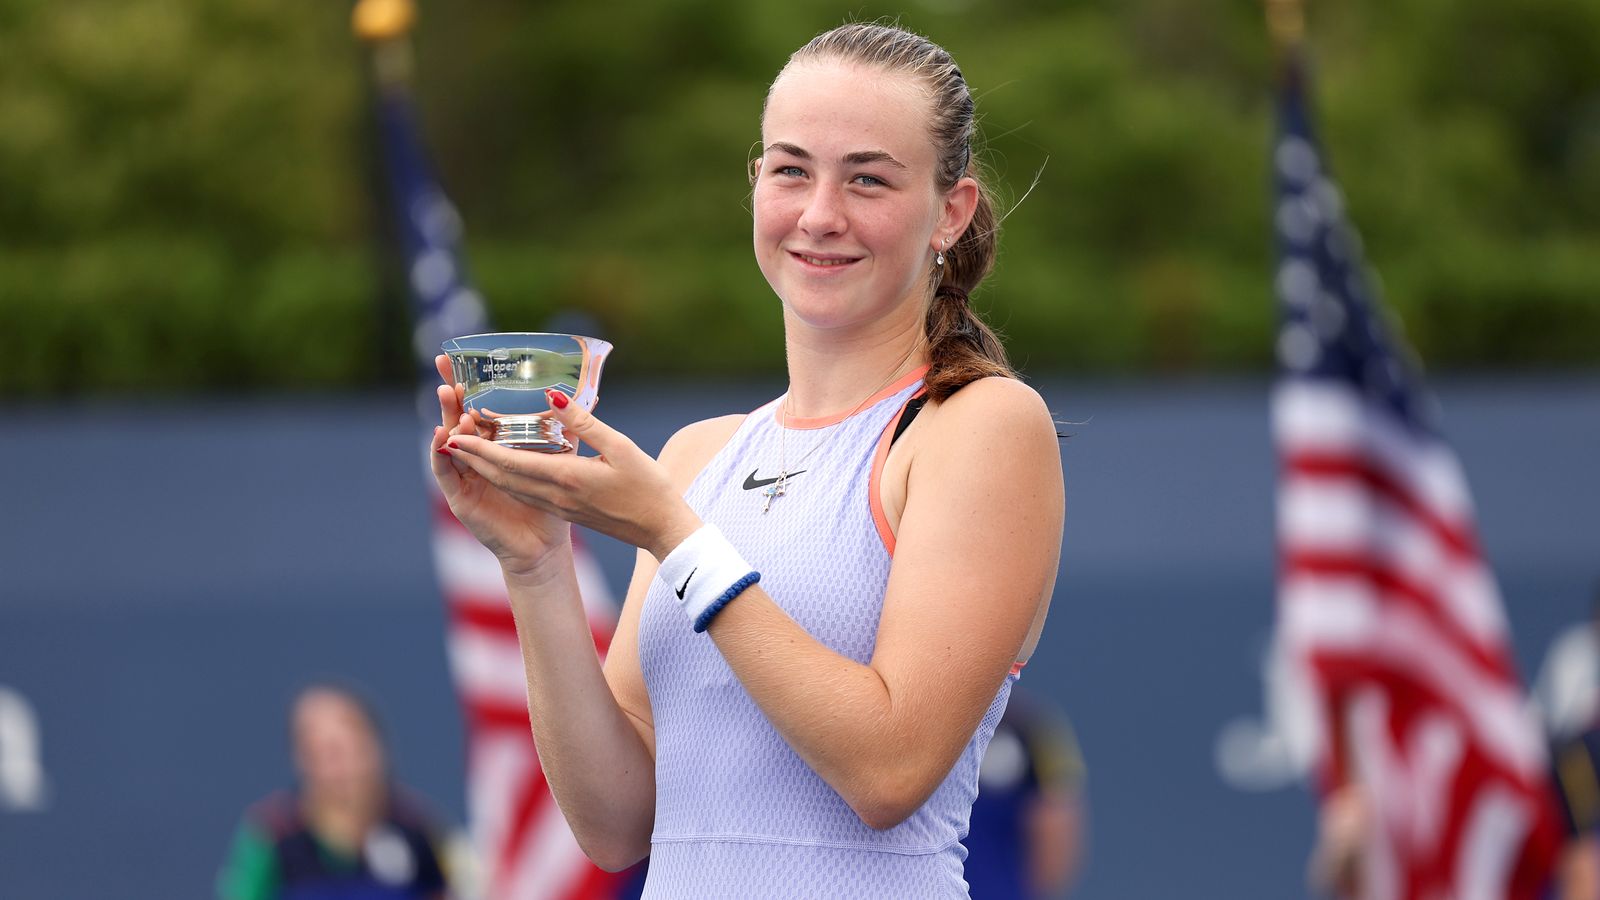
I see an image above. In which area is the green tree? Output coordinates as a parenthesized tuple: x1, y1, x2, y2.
(3, 0, 1596, 394)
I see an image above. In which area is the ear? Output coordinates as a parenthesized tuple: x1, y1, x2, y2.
(937, 175, 980, 246)
(748, 156, 763, 186)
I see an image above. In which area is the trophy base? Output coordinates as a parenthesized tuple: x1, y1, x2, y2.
(491, 414, 571, 453)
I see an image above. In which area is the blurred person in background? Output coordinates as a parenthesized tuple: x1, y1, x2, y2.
(217, 684, 451, 900)
(963, 687, 1087, 898)
(1547, 583, 1600, 900)
(429, 21, 1064, 898)
(1533, 583, 1600, 746)
(1552, 727, 1600, 899)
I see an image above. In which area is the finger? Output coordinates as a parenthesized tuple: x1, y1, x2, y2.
(437, 383, 465, 431)
(435, 356, 475, 429)
(433, 355, 469, 412)
(445, 434, 568, 505)
(544, 390, 631, 459)
(429, 426, 465, 487)
(427, 417, 478, 479)
(471, 407, 500, 439)
(454, 411, 496, 443)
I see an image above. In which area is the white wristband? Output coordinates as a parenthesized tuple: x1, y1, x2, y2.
(655, 524, 760, 633)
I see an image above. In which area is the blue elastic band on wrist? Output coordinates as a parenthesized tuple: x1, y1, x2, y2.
(692, 571, 761, 633)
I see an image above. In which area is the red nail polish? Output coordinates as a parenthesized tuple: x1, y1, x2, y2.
(547, 390, 569, 409)
(436, 447, 452, 456)
(447, 441, 461, 450)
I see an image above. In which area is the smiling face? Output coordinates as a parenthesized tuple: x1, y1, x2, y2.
(754, 61, 962, 336)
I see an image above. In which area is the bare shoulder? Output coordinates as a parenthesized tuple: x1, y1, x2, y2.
(656, 414, 746, 488)
(921, 376, 1059, 453)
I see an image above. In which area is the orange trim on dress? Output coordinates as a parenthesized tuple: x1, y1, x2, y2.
(774, 364, 932, 430)
(868, 388, 925, 556)
(1010, 660, 1026, 677)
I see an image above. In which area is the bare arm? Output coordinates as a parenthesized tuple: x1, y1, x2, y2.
(497, 547, 656, 870)
(704, 378, 1063, 827)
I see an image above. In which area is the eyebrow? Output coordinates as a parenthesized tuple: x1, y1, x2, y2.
(765, 142, 908, 170)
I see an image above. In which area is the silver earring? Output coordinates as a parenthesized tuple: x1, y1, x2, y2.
(935, 239, 946, 267)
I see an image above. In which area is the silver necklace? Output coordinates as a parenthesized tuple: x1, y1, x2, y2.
(762, 347, 920, 514)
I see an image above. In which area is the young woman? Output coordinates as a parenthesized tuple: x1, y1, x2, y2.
(430, 23, 1064, 897)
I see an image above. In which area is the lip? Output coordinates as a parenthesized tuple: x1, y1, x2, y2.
(788, 250, 863, 270)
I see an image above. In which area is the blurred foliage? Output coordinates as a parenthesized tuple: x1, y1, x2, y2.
(2, 0, 1597, 394)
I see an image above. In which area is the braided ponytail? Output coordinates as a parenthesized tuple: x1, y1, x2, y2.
(926, 164, 1010, 401)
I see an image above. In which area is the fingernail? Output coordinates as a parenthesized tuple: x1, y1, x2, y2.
(547, 390, 569, 409)
(436, 447, 452, 456)
(447, 441, 461, 450)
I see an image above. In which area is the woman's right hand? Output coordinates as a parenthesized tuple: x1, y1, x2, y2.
(429, 354, 572, 577)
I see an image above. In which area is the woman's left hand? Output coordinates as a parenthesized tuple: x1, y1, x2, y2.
(443, 390, 703, 560)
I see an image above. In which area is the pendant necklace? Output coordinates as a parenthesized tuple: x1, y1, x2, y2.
(762, 344, 921, 514)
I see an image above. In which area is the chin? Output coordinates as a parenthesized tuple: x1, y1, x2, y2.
(781, 290, 863, 329)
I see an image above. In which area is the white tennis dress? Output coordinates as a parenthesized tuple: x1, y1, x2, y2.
(636, 369, 1017, 898)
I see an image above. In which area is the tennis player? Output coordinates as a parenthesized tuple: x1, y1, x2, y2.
(431, 22, 1064, 898)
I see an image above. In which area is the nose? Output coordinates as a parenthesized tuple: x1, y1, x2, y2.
(796, 182, 847, 238)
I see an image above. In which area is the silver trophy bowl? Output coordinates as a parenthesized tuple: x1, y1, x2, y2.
(441, 332, 613, 452)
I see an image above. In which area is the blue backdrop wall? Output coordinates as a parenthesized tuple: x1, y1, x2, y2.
(2, 376, 1596, 897)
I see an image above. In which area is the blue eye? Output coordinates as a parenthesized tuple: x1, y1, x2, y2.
(853, 174, 887, 187)
(775, 165, 805, 177)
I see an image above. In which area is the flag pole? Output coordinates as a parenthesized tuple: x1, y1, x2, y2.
(351, 0, 422, 383)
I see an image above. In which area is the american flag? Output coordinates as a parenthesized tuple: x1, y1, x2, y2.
(375, 84, 624, 899)
(1269, 52, 1560, 898)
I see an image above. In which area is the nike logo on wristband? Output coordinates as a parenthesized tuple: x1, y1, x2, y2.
(675, 568, 697, 600)
(742, 469, 806, 491)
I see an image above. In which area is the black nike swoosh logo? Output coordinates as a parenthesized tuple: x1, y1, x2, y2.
(675, 567, 697, 600)
(743, 469, 806, 491)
